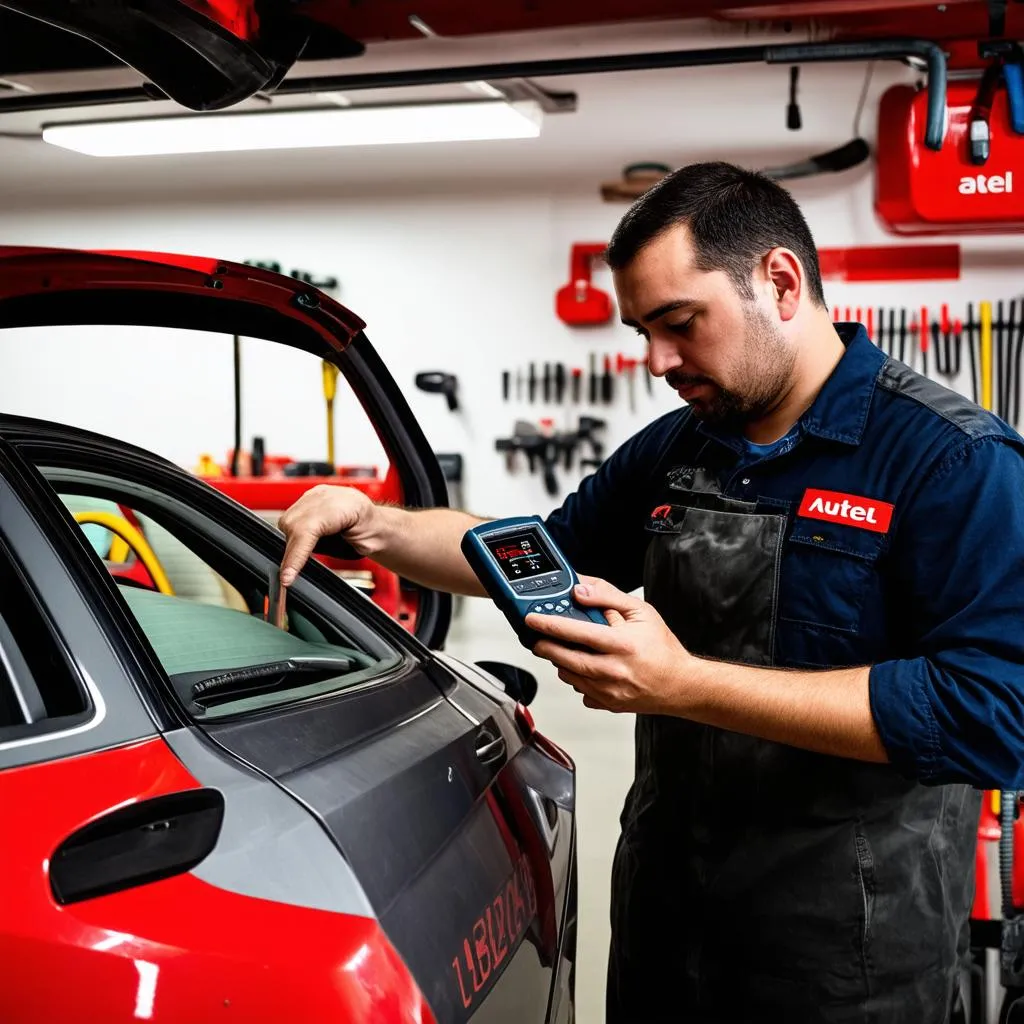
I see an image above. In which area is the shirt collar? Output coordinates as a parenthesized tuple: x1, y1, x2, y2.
(696, 322, 883, 451)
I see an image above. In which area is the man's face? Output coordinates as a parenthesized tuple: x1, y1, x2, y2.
(613, 223, 796, 428)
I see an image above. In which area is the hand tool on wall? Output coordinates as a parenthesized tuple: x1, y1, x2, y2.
(602, 355, 614, 404)
(415, 371, 460, 411)
(542, 363, 552, 403)
(529, 363, 537, 403)
(898, 308, 908, 365)
(572, 367, 582, 403)
(502, 370, 510, 401)
(967, 302, 980, 405)
(920, 305, 930, 378)
(932, 305, 954, 379)
(643, 355, 654, 394)
(1006, 300, 1020, 423)
(322, 359, 339, 466)
(617, 353, 637, 412)
(1013, 304, 1024, 427)
(589, 353, 598, 405)
(996, 301, 1006, 418)
(865, 307, 874, 345)
(516, 370, 523, 401)
(555, 363, 567, 404)
(555, 243, 614, 326)
(231, 333, 243, 477)
(981, 300, 994, 412)
(888, 308, 896, 360)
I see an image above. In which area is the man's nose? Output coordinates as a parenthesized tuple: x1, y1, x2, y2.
(647, 338, 682, 378)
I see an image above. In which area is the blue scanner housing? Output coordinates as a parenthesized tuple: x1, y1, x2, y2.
(461, 515, 608, 650)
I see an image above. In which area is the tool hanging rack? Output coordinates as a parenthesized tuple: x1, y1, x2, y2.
(838, 298, 1024, 426)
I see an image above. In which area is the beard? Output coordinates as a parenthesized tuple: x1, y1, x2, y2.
(667, 306, 795, 428)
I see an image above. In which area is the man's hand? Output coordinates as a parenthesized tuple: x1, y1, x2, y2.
(528, 575, 699, 714)
(278, 484, 377, 586)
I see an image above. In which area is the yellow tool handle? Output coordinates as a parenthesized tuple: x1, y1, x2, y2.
(73, 511, 175, 596)
(322, 360, 339, 468)
(981, 300, 993, 412)
(322, 360, 338, 401)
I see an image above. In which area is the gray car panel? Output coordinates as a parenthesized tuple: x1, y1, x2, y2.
(163, 726, 376, 919)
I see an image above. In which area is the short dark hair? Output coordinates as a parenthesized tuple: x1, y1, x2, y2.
(604, 161, 826, 306)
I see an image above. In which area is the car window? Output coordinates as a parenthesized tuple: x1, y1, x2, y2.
(49, 480, 403, 721)
(0, 536, 91, 734)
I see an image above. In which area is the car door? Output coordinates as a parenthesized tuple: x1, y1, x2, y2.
(0, 247, 576, 1022)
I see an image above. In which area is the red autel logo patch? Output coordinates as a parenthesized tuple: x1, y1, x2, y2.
(798, 489, 894, 534)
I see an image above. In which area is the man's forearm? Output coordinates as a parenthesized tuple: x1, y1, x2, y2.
(366, 506, 489, 597)
(681, 658, 889, 763)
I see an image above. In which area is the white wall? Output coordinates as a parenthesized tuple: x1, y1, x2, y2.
(2, 57, 1024, 526)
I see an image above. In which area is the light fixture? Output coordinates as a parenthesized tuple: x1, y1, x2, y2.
(42, 99, 543, 157)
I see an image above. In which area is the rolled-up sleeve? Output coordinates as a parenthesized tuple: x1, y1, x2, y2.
(870, 434, 1024, 788)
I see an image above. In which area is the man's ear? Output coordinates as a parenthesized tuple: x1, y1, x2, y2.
(763, 247, 802, 322)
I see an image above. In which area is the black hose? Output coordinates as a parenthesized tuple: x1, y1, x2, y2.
(765, 38, 948, 150)
(1003, 791, 1017, 920)
(2, 38, 949, 151)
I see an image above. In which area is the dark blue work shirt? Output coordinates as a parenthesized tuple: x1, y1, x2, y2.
(545, 324, 1024, 790)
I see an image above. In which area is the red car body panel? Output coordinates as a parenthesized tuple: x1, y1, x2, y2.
(0, 247, 367, 352)
(0, 735, 437, 1023)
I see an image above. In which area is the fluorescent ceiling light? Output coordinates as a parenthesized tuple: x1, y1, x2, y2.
(42, 100, 543, 158)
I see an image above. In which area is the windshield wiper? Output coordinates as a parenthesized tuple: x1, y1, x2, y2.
(179, 655, 355, 706)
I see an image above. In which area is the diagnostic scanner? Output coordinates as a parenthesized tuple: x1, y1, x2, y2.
(462, 516, 608, 649)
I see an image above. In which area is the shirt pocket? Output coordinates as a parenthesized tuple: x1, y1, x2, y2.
(778, 517, 885, 635)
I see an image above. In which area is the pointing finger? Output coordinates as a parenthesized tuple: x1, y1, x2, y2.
(280, 528, 320, 586)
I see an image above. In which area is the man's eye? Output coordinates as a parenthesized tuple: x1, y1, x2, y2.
(668, 318, 695, 335)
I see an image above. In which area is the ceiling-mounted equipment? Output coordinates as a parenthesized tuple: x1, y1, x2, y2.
(41, 99, 543, 156)
(876, 77, 1024, 235)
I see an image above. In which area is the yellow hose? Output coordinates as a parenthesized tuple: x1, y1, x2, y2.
(981, 300, 993, 412)
(73, 511, 175, 596)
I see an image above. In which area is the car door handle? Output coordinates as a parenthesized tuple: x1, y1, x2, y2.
(475, 726, 506, 766)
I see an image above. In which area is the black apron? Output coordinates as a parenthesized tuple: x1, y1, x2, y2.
(607, 464, 980, 1023)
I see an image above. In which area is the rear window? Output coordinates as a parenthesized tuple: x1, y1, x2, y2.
(55, 486, 401, 720)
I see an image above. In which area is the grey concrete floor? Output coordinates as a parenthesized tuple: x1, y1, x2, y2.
(447, 601, 636, 1024)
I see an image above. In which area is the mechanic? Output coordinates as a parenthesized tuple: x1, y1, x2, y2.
(277, 161, 1024, 1023)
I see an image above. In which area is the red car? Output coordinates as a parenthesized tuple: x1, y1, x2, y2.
(0, 248, 577, 1023)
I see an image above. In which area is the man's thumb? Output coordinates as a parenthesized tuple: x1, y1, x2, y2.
(574, 575, 638, 615)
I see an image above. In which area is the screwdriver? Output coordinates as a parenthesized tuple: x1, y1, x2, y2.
(617, 353, 637, 412)
(502, 370, 510, 401)
(589, 353, 598, 404)
(602, 355, 614, 403)
(572, 367, 582, 403)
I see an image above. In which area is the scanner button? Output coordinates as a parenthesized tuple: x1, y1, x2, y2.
(554, 605, 565, 612)
(544, 603, 555, 610)
(559, 600, 570, 607)
(533, 604, 545, 613)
